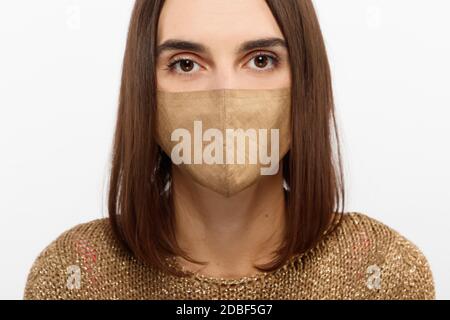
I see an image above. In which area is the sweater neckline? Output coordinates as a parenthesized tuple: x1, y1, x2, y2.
(163, 212, 343, 286)
(164, 252, 305, 286)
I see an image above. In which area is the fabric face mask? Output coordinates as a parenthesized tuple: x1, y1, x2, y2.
(155, 87, 291, 197)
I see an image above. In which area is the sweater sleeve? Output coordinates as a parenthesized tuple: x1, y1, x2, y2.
(350, 212, 436, 300)
(386, 229, 436, 299)
(23, 219, 108, 300)
(23, 237, 69, 300)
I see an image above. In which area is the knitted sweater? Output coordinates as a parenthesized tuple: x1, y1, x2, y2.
(23, 212, 435, 299)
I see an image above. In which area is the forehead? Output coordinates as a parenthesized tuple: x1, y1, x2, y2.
(157, 0, 284, 46)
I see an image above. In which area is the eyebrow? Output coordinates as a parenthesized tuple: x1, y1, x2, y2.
(156, 37, 287, 57)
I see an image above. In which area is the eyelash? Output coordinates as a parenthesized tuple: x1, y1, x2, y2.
(165, 52, 280, 77)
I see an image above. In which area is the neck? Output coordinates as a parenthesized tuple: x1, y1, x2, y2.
(171, 164, 286, 279)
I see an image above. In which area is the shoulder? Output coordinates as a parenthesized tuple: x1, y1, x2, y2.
(327, 211, 435, 299)
(23, 217, 130, 299)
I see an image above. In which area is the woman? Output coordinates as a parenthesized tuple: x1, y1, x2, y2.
(24, 0, 435, 299)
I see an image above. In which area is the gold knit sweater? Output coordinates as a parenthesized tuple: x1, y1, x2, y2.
(23, 212, 435, 300)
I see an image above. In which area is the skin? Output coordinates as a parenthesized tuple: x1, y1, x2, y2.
(156, 0, 291, 278)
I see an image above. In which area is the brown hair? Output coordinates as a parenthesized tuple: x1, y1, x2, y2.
(108, 0, 345, 276)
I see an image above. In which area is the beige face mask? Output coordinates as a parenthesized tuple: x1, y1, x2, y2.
(155, 87, 291, 197)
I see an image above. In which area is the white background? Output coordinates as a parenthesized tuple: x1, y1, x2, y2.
(0, 0, 449, 299)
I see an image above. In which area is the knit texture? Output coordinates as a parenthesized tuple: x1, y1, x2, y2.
(23, 212, 435, 300)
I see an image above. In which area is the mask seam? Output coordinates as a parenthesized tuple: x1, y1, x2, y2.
(222, 90, 229, 196)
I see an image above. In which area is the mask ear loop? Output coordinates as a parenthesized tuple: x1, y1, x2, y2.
(283, 179, 290, 209)
(156, 146, 172, 196)
(282, 179, 290, 192)
(163, 179, 171, 194)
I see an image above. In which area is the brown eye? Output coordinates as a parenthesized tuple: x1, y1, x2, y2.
(247, 53, 279, 72)
(179, 59, 195, 72)
(167, 58, 201, 75)
(254, 55, 269, 68)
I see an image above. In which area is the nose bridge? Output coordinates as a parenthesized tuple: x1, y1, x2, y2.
(210, 74, 235, 91)
(209, 57, 239, 90)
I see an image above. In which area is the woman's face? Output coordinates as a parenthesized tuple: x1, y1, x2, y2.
(156, 0, 291, 92)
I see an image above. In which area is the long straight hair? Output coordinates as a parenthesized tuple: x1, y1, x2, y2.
(108, 0, 345, 276)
